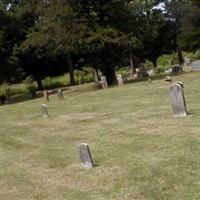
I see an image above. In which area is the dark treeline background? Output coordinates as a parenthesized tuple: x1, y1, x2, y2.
(0, 0, 200, 89)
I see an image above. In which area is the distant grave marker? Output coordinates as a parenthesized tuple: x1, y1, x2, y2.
(101, 76, 108, 89)
(57, 89, 64, 100)
(169, 83, 187, 117)
(43, 90, 49, 101)
(78, 143, 94, 168)
(116, 74, 124, 86)
(41, 104, 49, 117)
(92, 69, 102, 89)
(192, 60, 200, 71)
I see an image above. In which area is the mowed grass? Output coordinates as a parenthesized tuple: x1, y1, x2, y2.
(1, 72, 200, 200)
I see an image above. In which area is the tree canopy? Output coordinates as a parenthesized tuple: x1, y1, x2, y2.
(0, 0, 199, 88)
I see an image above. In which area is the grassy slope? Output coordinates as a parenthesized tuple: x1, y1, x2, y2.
(1, 72, 200, 200)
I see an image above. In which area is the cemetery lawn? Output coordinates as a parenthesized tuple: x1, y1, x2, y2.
(1, 72, 200, 200)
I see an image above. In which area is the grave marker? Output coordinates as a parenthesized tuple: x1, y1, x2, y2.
(169, 83, 187, 117)
(57, 89, 64, 100)
(116, 74, 124, 86)
(192, 60, 200, 71)
(43, 90, 49, 101)
(101, 76, 108, 89)
(78, 143, 94, 168)
(41, 104, 49, 117)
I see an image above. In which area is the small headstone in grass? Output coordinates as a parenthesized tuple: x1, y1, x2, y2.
(116, 74, 124, 86)
(57, 89, 64, 100)
(169, 83, 187, 117)
(192, 60, 200, 71)
(78, 143, 94, 168)
(164, 76, 172, 82)
(43, 90, 49, 101)
(41, 104, 49, 117)
(101, 76, 108, 89)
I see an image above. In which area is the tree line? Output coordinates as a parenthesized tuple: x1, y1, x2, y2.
(0, 0, 200, 89)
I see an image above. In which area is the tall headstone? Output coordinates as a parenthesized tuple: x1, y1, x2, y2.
(41, 104, 49, 117)
(43, 90, 49, 101)
(169, 83, 187, 117)
(57, 89, 64, 100)
(78, 143, 94, 168)
(101, 76, 108, 89)
(116, 74, 124, 86)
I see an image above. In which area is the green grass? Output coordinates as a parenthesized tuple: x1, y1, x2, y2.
(1, 72, 200, 200)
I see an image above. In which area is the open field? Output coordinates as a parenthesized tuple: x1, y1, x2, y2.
(1, 72, 200, 200)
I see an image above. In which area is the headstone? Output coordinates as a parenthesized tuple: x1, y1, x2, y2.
(41, 104, 49, 117)
(138, 63, 149, 77)
(192, 60, 200, 71)
(169, 83, 187, 117)
(57, 89, 64, 100)
(101, 76, 108, 89)
(171, 65, 182, 74)
(116, 74, 124, 86)
(43, 90, 49, 101)
(78, 143, 94, 168)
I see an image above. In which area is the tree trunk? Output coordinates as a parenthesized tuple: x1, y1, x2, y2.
(129, 50, 136, 76)
(178, 50, 184, 65)
(36, 78, 43, 90)
(152, 58, 157, 68)
(102, 67, 116, 85)
(67, 52, 76, 85)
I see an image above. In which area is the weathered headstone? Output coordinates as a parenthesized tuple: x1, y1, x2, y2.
(116, 74, 124, 86)
(192, 60, 200, 71)
(169, 83, 187, 117)
(43, 90, 49, 101)
(41, 104, 49, 117)
(164, 76, 172, 82)
(78, 143, 94, 168)
(171, 65, 182, 74)
(101, 76, 108, 89)
(57, 89, 64, 100)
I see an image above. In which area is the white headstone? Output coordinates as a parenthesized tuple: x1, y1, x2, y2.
(116, 74, 124, 86)
(41, 104, 49, 117)
(101, 76, 108, 89)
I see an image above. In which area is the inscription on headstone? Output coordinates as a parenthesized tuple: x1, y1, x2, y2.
(43, 90, 49, 101)
(78, 143, 94, 168)
(41, 104, 49, 117)
(169, 83, 187, 117)
(101, 76, 108, 89)
(57, 89, 64, 100)
(116, 74, 124, 86)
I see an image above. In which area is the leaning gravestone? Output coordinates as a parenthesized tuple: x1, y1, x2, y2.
(43, 90, 49, 101)
(116, 74, 124, 86)
(57, 89, 64, 100)
(101, 76, 108, 89)
(169, 83, 187, 117)
(192, 60, 200, 71)
(78, 143, 94, 168)
(41, 104, 49, 117)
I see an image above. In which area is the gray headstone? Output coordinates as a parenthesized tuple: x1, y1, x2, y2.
(78, 143, 94, 168)
(101, 76, 108, 89)
(116, 74, 124, 86)
(43, 90, 49, 101)
(192, 60, 200, 71)
(41, 104, 49, 117)
(92, 69, 102, 89)
(169, 83, 187, 117)
(57, 89, 64, 100)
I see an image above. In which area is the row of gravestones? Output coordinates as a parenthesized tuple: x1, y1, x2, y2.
(41, 81, 189, 118)
(92, 69, 124, 89)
